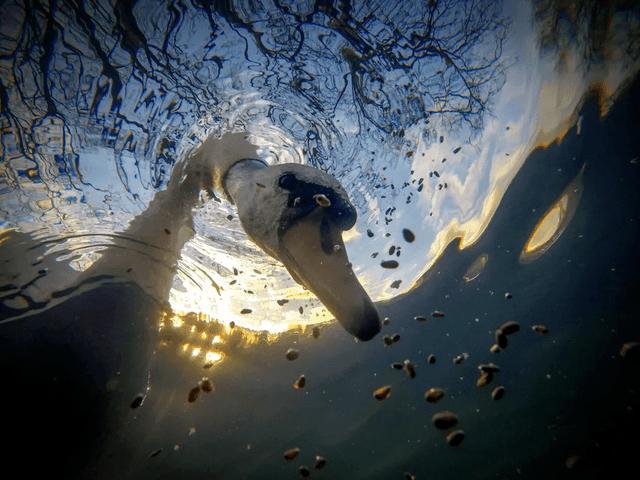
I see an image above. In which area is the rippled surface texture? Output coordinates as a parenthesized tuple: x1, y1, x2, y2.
(2, 0, 640, 479)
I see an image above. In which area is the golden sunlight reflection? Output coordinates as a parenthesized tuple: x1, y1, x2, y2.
(157, 307, 321, 369)
(520, 164, 586, 264)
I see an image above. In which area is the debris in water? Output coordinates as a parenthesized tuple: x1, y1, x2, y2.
(240, 308, 252, 314)
(373, 385, 392, 401)
(414, 315, 427, 322)
(299, 466, 311, 477)
(620, 341, 640, 359)
(495, 329, 508, 349)
(294, 375, 306, 389)
(427, 354, 436, 364)
(284, 447, 300, 460)
(199, 378, 214, 393)
(500, 321, 520, 335)
(381, 260, 399, 269)
(130, 394, 144, 409)
(315, 456, 326, 470)
(532, 325, 548, 334)
(424, 387, 446, 404)
(432, 411, 458, 430)
(402, 228, 416, 243)
(492, 386, 505, 400)
(312, 326, 320, 339)
(431, 310, 445, 318)
(187, 386, 201, 403)
(286, 348, 299, 360)
(478, 363, 500, 373)
(404, 362, 416, 379)
(149, 448, 163, 458)
(446, 429, 465, 447)
(476, 371, 494, 387)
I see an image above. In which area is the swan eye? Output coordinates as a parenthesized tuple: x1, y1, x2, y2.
(278, 173, 297, 190)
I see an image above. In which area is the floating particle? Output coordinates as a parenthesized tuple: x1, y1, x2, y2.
(277, 299, 289, 306)
(440, 136, 444, 143)
(478, 363, 500, 373)
(312, 326, 320, 339)
(500, 321, 519, 335)
(391, 333, 401, 343)
(383, 335, 394, 346)
(373, 385, 392, 400)
(229, 279, 237, 285)
(315, 456, 326, 470)
(229, 321, 235, 329)
(504, 292, 513, 299)
(432, 411, 458, 430)
(402, 229, 416, 243)
(390, 280, 402, 289)
(199, 378, 214, 393)
(431, 310, 444, 318)
(164, 228, 171, 234)
(532, 325, 548, 334)
(371, 252, 379, 258)
(203, 362, 214, 369)
(367, 229, 374, 238)
(404, 363, 416, 379)
(299, 466, 311, 477)
(495, 329, 508, 349)
(130, 394, 144, 409)
(284, 447, 300, 460)
(404, 472, 416, 480)
(383, 317, 391, 326)
(294, 375, 306, 389)
(463, 253, 489, 282)
(476, 371, 494, 387)
(424, 387, 446, 404)
(286, 348, 299, 360)
(446, 430, 465, 447)
(492, 386, 505, 400)
(388, 246, 396, 255)
(620, 341, 640, 359)
(453, 147, 461, 154)
(414, 315, 427, 322)
(565, 455, 583, 470)
(433, 171, 440, 177)
(233, 268, 238, 275)
(149, 448, 163, 458)
(452, 355, 464, 365)
(490, 344, 501, 354)
(391, 362, 404, 370)
(240, 308, 252, 314)
(187, 386, 201, 403)
(381, 260, 399, 269)
(299, 306, 304, 314)
(427, 354, 436, 364)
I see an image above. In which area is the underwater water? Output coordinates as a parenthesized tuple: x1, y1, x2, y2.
(1, 0, 640, 478)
